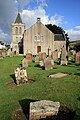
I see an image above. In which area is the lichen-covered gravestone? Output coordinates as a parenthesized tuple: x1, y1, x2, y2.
(15, 67, 28, 85)
(41, 52, 46, 60)
(35, 55, 39, 63)
(29, 100, 60, 120)
(44, 57, 53, 70)
(26, 53, 32, 62)
(22, 58, 28, 68)
(61, 46, 67, 65)
(76, 51, 80, 64)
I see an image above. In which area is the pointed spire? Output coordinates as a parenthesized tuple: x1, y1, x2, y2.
(15, 13, 23, 24)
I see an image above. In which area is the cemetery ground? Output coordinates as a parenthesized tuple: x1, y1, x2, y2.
(0, 56, 80, 120)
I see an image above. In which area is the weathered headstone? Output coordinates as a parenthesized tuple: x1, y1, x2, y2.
(15, 67, 28, 85)
(39, 60, 44, 66)
(48, 47, 51, 56)
(54, 50, 58, 61)
(41, 52, 46, 60)
(76, 51, 80, 64)
(26, 53, 32, 62)
(29, 100, 60, 120)
(35, 55, 39, 63)
(44, 57, 53, 70)
(61, 46, 67, 65)
(22, 58, 28, 68)
(7, 48, 13, 57)
(2, 49, 6, 58)
(0, 49, 3, 59)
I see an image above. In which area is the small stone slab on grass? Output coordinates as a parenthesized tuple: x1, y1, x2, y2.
(49, 72, 68, 78)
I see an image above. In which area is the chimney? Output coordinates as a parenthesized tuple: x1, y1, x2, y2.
(37, 18, 41, 23)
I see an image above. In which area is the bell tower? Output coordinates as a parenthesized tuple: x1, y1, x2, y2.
(12, 13, 25, 54)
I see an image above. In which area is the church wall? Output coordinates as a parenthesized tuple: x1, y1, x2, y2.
(24, 21, 54, 55)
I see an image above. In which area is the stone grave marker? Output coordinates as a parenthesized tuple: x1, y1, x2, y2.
(39, 60, 44, 66)
(41, 52, 46, 60)
(0, 49, 3, 59)
(54, 50, 58, 61)
(15, 67, 28, 85)
(76, 51, 80, 64)
(26, 53, 32, 62)
(61, 46, 67, 65)
(22, 58, 28, 68)
(29, 100, 60, 120)
(44, 57, 53, 70)
(35, 55, 39, 63)
(48, 47, 51, 57)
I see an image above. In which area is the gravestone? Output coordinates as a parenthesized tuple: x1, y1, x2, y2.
(22, 58, 28, 68)
(39, 60, 44, 66)
(54, 50, 58, 61)
(0, 49, 3, 59)
(2, 49, 6, 58)
(48, 48, 51, 57)
(61, 46, 67, 65)
(15, 67, 28, 85)
(26, 53, 32, 62)
(35, 55, 39, 63)
(76, 51, 80, 64)
(44, 57, 53, 70)
(7, 48, 13, 57)
(41, 52, 46, 60)
(29, 100, 60, 120)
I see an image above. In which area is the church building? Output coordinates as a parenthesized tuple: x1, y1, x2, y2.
(12, 13, 66, 57)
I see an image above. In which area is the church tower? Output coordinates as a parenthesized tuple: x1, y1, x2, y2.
(12, 13, 25, 54)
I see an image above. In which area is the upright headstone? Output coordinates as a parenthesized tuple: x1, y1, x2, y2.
(54, 50, 58, 61)
(15, 67, 28, 85)
(2, 49, 6, 58)
(48, 48, 51, 57)
(35, 55, 39, 63)
(26, 53, 32, 62)
(7, 48, 13, 57)
(61, 46, 67, 65)
(0, 49, 3, 59)
(22, 58, 28, 68)
(41, 52, 46, 60)
(44, 57, 53, 70)
(76, 51, 80, 64)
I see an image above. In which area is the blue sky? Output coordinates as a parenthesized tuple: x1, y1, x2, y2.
(0, 0, 80, 44)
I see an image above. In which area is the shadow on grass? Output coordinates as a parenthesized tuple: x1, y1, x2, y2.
(19, 99, 38, 120)
(74, 73, 80, 76)
(10, 74, 16, 84)
(19, 99, 75, 120)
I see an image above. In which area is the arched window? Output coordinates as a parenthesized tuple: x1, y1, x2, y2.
(19, 27, 22, 34)
(15, 27, 18, 34)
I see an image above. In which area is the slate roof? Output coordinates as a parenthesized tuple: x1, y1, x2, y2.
(14, 13, 23, 24)
(54, 34, 65, 41)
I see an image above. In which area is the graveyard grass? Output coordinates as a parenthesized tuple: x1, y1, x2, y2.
(0, 56, 80, 120)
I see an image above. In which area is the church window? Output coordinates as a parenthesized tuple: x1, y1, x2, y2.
(19, 27, 22, 34)
(34, 36, 37, 41)
(37, 35, 41, 41)
(16, 27, 18, 34)
(41, 36, 44, 41)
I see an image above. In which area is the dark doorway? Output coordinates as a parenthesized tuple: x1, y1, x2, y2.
(37, 46, 41, 53)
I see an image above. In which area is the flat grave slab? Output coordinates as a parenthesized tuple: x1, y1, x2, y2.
(49, 72, 68, 78)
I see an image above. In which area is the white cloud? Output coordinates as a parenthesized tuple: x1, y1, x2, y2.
(66, 27, 80, 41)
(0, 32, 11, 44)
(21, 7, 64, 29)
(75, 26, 80, 30)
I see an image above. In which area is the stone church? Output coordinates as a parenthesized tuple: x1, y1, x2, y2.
(12, 13, 66, 57)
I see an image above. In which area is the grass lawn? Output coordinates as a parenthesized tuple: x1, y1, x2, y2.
(0, 56, 80, 120)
